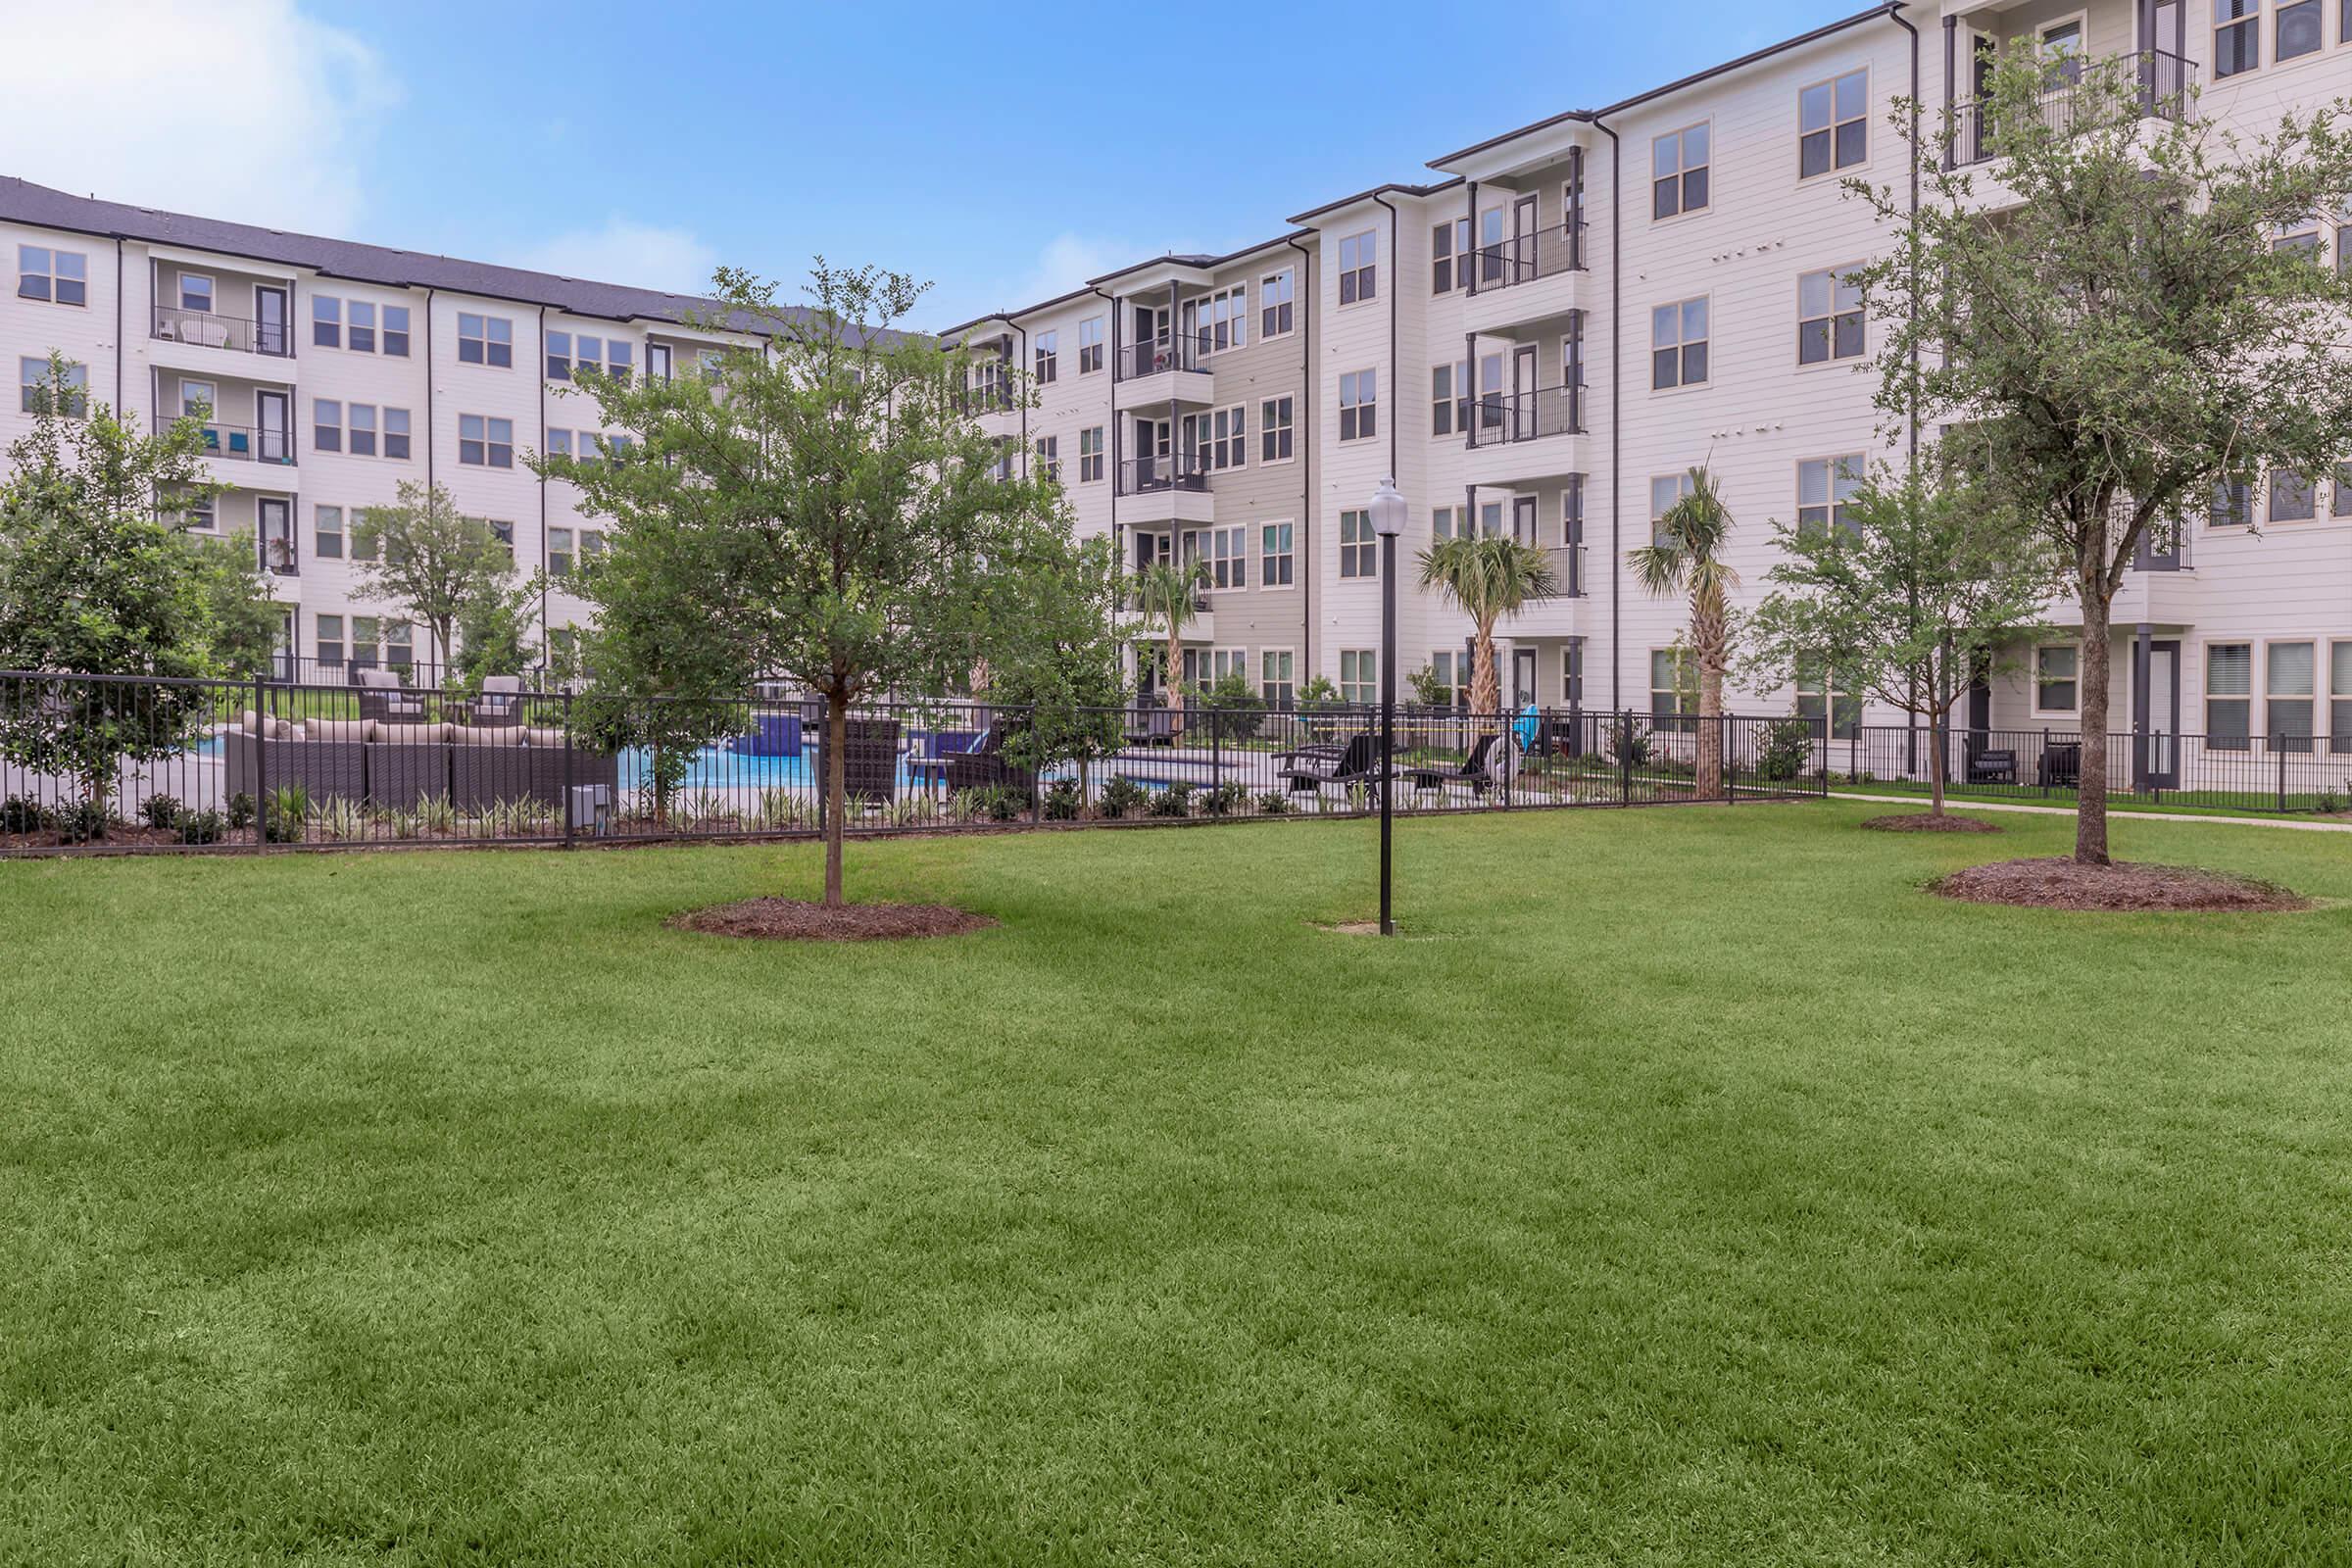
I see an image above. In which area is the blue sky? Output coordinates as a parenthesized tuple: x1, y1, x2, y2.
(7, 0, 1847, 329)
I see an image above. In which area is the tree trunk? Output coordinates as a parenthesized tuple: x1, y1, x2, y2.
(823, 688, 847, 906)
(1163, 633, 1184, 736)
(2076, 582, 2112, 866)
(1470, 623, 1499, 719)
(1695, 662, 1724, 798)
(1928, 704, 1947, 818)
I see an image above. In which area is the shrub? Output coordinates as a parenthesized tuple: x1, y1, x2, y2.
(1756, 718, 1814, 784)
(141, 794, 185, 829)
(1042, 778, 1083, 820)
(1098, 776, 1147, 819)
(1, 794, 51, 833)
(1604, 722, 1652, 768)
(1255, 790, 1293, 815)
(263, 784, 309, 843)
(981, 786, 1022, 823)
(57, 801, 111, 843)
(226, 792, 257, 830)
(2318, 789, 2346, 815)
(1200, 780, 1248, 817)
(1198, 671, 1266, 743)
(175, 808, 226, 845)
(1148, 781, 1195, 818)
(313, 798, 368, 842)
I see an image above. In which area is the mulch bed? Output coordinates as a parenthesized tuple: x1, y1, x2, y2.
(1862, 812, 2002, 834)
(667, 898, 998, 942)
(1931, 858, 2309, 913)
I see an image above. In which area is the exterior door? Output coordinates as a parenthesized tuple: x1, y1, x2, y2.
(1511, 647, 1537, 709)
(1511, 344, 1538, 440)
(258, 496, 294, 574)
(254, 285, 288, 356)
(1511, 495, 1538, 545)
(255, 390, 291, 463)
(1511, 193, 1539, 278)
(2138, 639, 2180, 787)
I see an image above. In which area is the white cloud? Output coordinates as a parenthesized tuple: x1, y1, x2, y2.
(0, 0, 397, 234)
(504, 218, 721, 295)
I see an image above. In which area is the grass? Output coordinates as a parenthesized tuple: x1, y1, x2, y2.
(3, 803, 2349, 1565)
(1831, 778, 2350, 818)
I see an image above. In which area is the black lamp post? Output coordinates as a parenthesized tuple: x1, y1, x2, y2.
(1369, 476, 1408, 936)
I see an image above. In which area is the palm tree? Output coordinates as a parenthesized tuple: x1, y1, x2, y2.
(1130, 558, 1208, 727)
(1628, 466, 1740, 796)
(1415, 535, 1560, 717)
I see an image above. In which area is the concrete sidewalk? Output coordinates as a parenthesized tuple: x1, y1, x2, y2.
(1837, 794, 2352, 835)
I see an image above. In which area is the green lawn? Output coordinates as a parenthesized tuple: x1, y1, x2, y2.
(4, 804, 2349, 1565)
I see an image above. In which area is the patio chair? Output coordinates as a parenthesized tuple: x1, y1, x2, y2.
(1967, 746, 2019, 785)
(2037, 742, 2082, 789)
(473, 675, 527, 728)
(944, 723, 1037, 798)
(1407, 733, 1501, 799)
(1123, 700, 1175, 747)
(1277, 731, 1385, 802)
(354, 667, 425, 723)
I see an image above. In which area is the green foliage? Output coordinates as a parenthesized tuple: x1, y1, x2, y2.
(140, 794, 184, 829)
(1098, 776, 1147, 820)
(351, 480, 532, 676)
(1296, 674, 1341, 710)
(1416, 534, 1561, 713)
(1604, 721, 1652, 769)
(57, 800, 111, 843)
(226, 793, 257, 831)
(1198, 670, 1265, 742)
(1406, 662, 1451, 710)
(1200, 780, 1248, 817)
(1756, 719, 1815, 784)
(1147, 781, 1195, 818)
(263, 784, 309, 844)
(1042, 778, 1084, 820)
(174, 808, 225, 845)
(2, 794, 52, 833)
(188, 534, 282, 678)
(1254, 790, 1293, 815)
(454, 572, 544, 687)
(986, 532, 1129, 778)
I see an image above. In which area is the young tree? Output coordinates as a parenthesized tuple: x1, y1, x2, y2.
(1850, 46, 2352, 862)
(352, 480, 525, 678)
(983, 532, 1129, 796)
(538, 264, 1071, 906)
(190, 532, 284, 678)
(1130, 558, 1208, 729)
(1628, 466, 1740, 796)
(1745, 462, 2053, 818)
(454, 574, 544, 687)
(1416, 534, 1561, 717)
(0, 362, 262, 809)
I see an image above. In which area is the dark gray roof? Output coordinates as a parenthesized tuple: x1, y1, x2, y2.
(0, 175, 902, 345)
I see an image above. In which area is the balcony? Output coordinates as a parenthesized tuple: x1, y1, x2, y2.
(1112, 334, 1214, 409)
(195, 421, 296, 466)
(151, 305, 294, 359)
(1948, 49, 2195, 169)
(1115, 455, 1215, 524)
(1502, 545, 1589, 636)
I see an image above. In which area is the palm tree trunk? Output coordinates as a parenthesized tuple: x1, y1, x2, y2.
(1470, 623, 1499, 718)
(1693, 592, 1725, 798)
(1163, 632, 1184, 736)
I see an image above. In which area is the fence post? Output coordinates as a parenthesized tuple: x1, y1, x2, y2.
(1030, 704, 1043, 826)
(2278, 740, 2287, 813)
(1619, 709, 1632, 807)
(1723, 715, 1735, 804)
(252, 672, 268, 850)
(2041, 728, 2051, 799)
(1210, 700, 1221, 808)
(562, 692, 576, 846)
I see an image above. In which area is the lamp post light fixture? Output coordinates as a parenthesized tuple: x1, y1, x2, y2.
(1368, 476, 1409, 936)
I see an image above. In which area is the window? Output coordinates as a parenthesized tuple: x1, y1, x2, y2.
(1207, 525, 1248, 589)
(315, 505, 344, 561)
(1035, 434, 1059, 483)
(1429, 652, 1467, 709)
(352, 616, 381, 666)
(314, 398, 342, 453)
(1339, 369, 1377, 441)
(1652, 123, 1710, 220)
(1260, 269, 1295, 337)
(1338, 229, 1377, 305)
(2212, 478, 2253, 527)
(1479, 501, 1506, 539)
(317, 614, 344, 667)
(17, 245, 86, 306)
(2278, 0, 2323, 61)
(387, 623, 414, 668)
(646, 343, 673, 383)
(1340, 650, 1376, 706)
(2269, 641, 2316, 750)
(459, 414, 514, 467)
(1260, 396, 1295, 462)
(179, 273, 214, 313)
(1260, 521, 1295, 587)
(1077, 316, 1104, 373)
(2035, 645, 2079, 712)
(2036, 18, 2086, 85)
(489, 520, 515, 563)
(177, 378, 216, 419)
(2272, 469, 2317, 521)
(1261, 650, 1295, 708)
(2336, 463, 2352, 518)
(1795, 662, 1863, 740)
(1034, 329, 1058, 384)
(1432, 507, 1458, 541)
(384, 408, 411, 461)
(1797, 456, 1866, 537)
(1187, 287, 1247, 354)
(2208, 642, 2253, 747)
(1652, 298, 1709, 389)
(312, 295, 340, 349)
(349, 301, 375, 354)
(546, 330, 573, 380)
(352, 512, 380, 562)
(1649, 473, 1695, 544)
(1432, 363, 1464, 436)
(1797, 269, 1864, 364)
(1200, 405, 1247, 470)
(1340, 510, 1379, 577)
(2330, 640, 2352, 752)
(2216, 0, 2260, 76)
(1079, 425, 1104, 483)
(348, 403, 376, 458)
(550, 527, 575, 577)
(457, 313, 514, 368)
(383, 305, 411, 357)
(172, 490, 216, 532)
(1650, 649, 1694, 727)
(1478, 207, 1507, 284)
(1431, 219, 1471, 294)
(1800, 70, 1869, 178)
(2274, 219, 2323, 257)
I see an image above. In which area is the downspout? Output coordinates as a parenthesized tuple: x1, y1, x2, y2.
(1013, 325, 1028, 474)
(424, 287, 436, 489)
(1890, 4, 1924, 768)
(1093, 287, 1120, 629)
(1592, 118, 1623, 710)
(1286, 237, 1314, 680)
(538, 305, 550, 660)
(113, 238, 123, 408)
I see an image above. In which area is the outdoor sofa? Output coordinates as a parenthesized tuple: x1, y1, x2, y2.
(221, 714, 617, 812)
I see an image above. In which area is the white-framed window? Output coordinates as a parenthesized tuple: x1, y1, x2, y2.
(1339, 369, 1377, 441)
(17, 244, 86, 307)
(1479, 500, 1506, 539)
(312, 295, 341, 348)
(2216, 0, 2260, 76)
(386, 622, 416, 668)
(1340, 510, 1377, 577)
(349, 616, 382, 664)
(1261, 649, 1296, 708)
(2335, 462, 2352, 518)
(1652, 298, 1709, 389)
(1799, 69, 1869, 178)
(17, 357, 83, 416)
(1795, 662, 1862, 739)
(550, 527, 575, 577)
(313, 398, 342, 452)
(1478, 206, 1507, 284)
(1338, 229, 1377, 305)
(2272, 468, 2318, 521)
(2278, 0, 2325, 62)
(1259, 396, 1295, 463)
(2034, 644, 2079, 713)
(1652, 123, 1710, 220)
(2274, 218, 2323, 257)
(176, 378, 216, 419)
(1432, 506, 1458, 541)
(1431, 218, 1471, 294)
(1034, 329, 1058, 384)
(488, 519, 515, 563)
(457, 312, 514, 368)
(384, 407, 411, 461)
(348, 300, 376, 354)
(459, 413, 514, 467)
(1260, 268, 1295, 337)
(383, 304, 411, 357)
(2328, 639, 2352, 752)
(1651, 648, 1695, 725)
(315, 504, 344, 560)
(2036, 15, 2087, 85)
(347, 402, 377, 457)
(2207, 641, 2253, 748)
(1432, 361, 1469, 437)
(1340, 650, 1376, 705)
(1189, 404, 1245, 470)
(1207, 524, 1248, 589)
(2268, 639, 2317, 750)
(1187, 286, 1248, 354)
(1797, 269, 1864, 364)
(1260, 521, 1295, 587)
(1077, 316, 1104, 374)
(178, 272, 215, 313)
(1079, 425, 1104, 483)
(2212, 477, 2254, 528)
(1035, 434, 1059, 483)
(1797, 455, 1866, 537)
(1649, 472, 1695, 545)
(1429, 651, 1469, 709)
(316, 613, 345, 665)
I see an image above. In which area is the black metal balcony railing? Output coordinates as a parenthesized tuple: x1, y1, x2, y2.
(152, 306, 292, 357)
(1464, 384, 1585, 449)
(196, 421, 296, 466)
(260, 536, 298, 577)
(1949, 49, 2196, 168)
(1115, 335, 1207, 381)
(1116, 455, 1211, 497)
(1469, 220, 1588, 291)
(1544, 543, 1589, 598)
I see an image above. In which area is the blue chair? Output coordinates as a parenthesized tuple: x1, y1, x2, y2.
(226, 430, 250, 457)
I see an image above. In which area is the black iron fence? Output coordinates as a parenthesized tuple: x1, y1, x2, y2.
(1829, 723, 2352, 815)
(1465, 383, 1584, 448)
(1470, 220, 1587, 288)
(151, 305, 293, 357)
(0, 670, 1824, 855)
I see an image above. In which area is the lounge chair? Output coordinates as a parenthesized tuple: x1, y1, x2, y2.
(1123, 702, 1175, 747)
(473, 675, 527, 728)
(1407, 733, 1501, 798)
(2037, 742, 2081, 788)
(1967, 746, 2018, 784)
(944, 724, 1037, 798)
(354, 667, 426, 722)
(1277, 731, 1385, 801)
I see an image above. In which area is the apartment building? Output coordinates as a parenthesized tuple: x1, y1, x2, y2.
(5, 0, 2351, 760)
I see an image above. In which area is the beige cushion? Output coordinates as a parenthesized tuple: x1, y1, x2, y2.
(236, 710, 298, 739)
(305, 717, 374, 744)
(523, 726, 571, 750)
(371, 722, 449, 746)
(447, 723, 523, 749)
